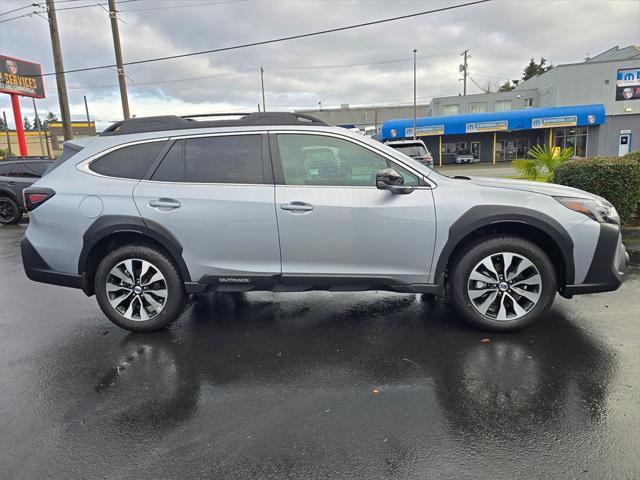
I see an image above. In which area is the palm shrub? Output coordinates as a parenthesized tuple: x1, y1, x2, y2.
(512, 144, 574, 181)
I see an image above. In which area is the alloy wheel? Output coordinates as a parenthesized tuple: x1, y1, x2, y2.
(106, 258, 168, 321)
(467, 252, 542, 321)
(0, 199, 17, 223)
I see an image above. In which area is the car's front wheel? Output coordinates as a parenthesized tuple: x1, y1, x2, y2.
(450, 235, 557, 331)
(95, 245, 187, 332)
(0, 197, 23, 225)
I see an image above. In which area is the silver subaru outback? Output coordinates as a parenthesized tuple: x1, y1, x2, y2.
(21, 112, 628, 332)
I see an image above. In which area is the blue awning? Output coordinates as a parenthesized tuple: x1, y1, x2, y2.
(380, 104, 605, 140)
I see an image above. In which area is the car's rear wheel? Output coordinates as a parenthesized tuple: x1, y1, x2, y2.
(95, 245, 187, 332)
(0, 197, 23, 225)
(450, 235, 556, 331)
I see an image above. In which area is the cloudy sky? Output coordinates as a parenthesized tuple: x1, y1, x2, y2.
(1, 0, 639, 130)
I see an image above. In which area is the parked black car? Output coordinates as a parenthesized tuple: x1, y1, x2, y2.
(0, 158, 53, 224)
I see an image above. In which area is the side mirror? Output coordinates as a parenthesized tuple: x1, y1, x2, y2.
(376, 168, 414, 194)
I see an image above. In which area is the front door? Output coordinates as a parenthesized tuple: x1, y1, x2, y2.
(618, 133, 631, 157)
(133, 133, 281, 283)
(272, 132, 436, 286)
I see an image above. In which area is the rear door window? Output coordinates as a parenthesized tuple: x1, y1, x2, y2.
(0, 163, 14, 176)
(90, 141, 166, 179)
(184, 135, 264, 184)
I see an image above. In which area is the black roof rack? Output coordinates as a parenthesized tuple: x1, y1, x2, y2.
(100, 112, 328, 136)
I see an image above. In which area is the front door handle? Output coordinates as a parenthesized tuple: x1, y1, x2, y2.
(6, 181, 16, 186)
(281, 201, 313, 212)
(149, 198, 181, 210)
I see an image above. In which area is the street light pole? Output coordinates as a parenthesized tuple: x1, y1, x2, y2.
(83, 95, 91, 123)
(413, 48, 417, 141)
(260, 67, 266, 112)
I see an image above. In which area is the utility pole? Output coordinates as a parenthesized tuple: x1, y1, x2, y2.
(32, 98, 45, 156)
(108, 0, 130, 119)
(260, 67, 266, 112)
(83, 95, 91, 123)
(460, 49, 469, 96)
(45, 0, 73, 140)
(413, 48, 417, 140)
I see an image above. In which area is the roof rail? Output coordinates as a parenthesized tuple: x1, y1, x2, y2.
(100, 112, 328, 136)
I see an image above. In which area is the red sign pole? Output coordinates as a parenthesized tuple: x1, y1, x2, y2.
(10, 94, 28, 157)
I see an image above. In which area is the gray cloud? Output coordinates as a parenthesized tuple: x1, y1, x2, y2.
(1, 0, 638, 129)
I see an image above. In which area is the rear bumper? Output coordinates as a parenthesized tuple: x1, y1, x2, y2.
(21, 237, 91, 294)
(561, 223, 628, 297)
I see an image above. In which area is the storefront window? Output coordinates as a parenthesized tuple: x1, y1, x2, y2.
(553, 127, 587, 157)
(495, 139, 529, 162)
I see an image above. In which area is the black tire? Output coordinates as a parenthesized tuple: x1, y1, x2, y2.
(0, 197, 23, 225)
(450, 235, 556, 332)
(95, 244, 187, 332)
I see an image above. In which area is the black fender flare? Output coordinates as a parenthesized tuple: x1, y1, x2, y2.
(0, 186, 19, 204)
(433, 205, 575, 286)
(78, 215, 191, 282)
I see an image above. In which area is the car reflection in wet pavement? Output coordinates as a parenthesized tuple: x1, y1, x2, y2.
(1, 225, 638, 479)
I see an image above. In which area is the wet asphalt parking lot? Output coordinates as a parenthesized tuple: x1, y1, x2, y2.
(1, 224, 639, 479)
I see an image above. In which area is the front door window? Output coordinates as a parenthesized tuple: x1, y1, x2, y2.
(277, 134, 419, 186)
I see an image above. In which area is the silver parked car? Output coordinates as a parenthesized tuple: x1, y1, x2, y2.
(385, 139, 434, 167)
(21, 113, 628, 332)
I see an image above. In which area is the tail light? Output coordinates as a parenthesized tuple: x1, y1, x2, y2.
(23, 188, 55, 212)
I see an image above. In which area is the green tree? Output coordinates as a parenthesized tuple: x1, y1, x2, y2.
(33, 114, 42, 131)
(0, 116, 7, 132)
(512, 144, 574, 181)
(522, 57, 552, 81)
(44, 112, 58, 126)
(498, 79, 519, 92)
(23, 115, 32, 130)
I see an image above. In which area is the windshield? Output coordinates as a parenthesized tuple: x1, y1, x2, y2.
(394, 145, 428, 157)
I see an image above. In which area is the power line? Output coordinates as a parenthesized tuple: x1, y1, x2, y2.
(0, 3, 37, 17)
(39, 0, 491, 77)
(0, 11, 39, 23)
(120, 0, 248, 12)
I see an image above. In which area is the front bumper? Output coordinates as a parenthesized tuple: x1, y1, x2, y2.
(561, 223, 629, 296)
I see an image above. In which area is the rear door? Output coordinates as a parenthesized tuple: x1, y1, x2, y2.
(272, 132, 436, 286)
(133, 132, 281, 283)
(6, 162, 47, 198)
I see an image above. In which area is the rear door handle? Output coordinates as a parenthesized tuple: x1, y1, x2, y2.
(6, 182, 16, 186)
(280, 202, 313, 212)
(149, 198, 181, 210)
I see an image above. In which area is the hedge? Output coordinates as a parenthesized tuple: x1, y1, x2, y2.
(551, 156, 640, 225)
(624, 150, 640, 162)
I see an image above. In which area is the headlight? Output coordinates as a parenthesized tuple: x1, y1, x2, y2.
(554, 196, 620, 224)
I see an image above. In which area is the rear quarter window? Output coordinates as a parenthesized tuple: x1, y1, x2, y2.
(9, 163, 44, 178)
(90, 141, 166, 179)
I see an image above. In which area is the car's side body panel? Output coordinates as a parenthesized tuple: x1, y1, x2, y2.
(21, 120, 626, 303)
(275, 184, 436, 284)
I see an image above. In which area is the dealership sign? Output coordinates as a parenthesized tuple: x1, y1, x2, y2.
(0, 55, 45, 99)
(616, 67, 640, 101)
(404, 125, 444, 137)
(465, 120, 508, 133)
(531, 115, 577, 128)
